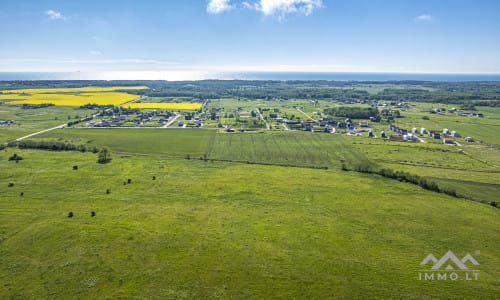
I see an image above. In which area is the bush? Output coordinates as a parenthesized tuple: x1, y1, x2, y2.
(9, 153, 23, 161)
(490, 201, 498, 208)
(73, 165, 78, 170)
(97, 147, 112, 164)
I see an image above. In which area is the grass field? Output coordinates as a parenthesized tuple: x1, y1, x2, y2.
(0, 104, 96, 143)
(1, 149, 499, 299)
(31, 128, 500, 204)
(2, 91, 500, 299)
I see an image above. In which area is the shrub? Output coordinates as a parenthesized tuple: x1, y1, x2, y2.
(68, 212, 74, 218)
(8, 182, 14, 187)
(490, 201, 498, 208)
(73, 165, 78, 170)
(9, 153, 23, 161)
(97, 147, 112, 164)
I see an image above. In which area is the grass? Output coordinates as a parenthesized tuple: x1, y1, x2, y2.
(0, 104, 96, 143)
(31, 128, 500, 204)
(1, 149, 499, 299)
(37, 128, 215, 159)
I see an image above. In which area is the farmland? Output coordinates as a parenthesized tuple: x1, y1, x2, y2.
(0, 86, 147, 106)
(1, 80, 500, 299)
(1, 149, 499, 299)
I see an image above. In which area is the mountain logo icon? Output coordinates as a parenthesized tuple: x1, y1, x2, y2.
(420, 250, 479, 270)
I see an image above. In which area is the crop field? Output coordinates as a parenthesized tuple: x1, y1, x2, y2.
(35, 128, 214, 159)
(0, 86, 147, 106)
(30, 128, 500, 205)
(125, 103, 202, 110)
(0, 149, 499, 299)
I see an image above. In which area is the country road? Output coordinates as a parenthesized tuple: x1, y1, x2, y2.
(256, 108, 270, 130)
(163, 112, 180, 128)
(15, 123, 67, 142)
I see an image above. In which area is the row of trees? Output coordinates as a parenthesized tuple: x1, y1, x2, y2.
(324, 107, 380, 119)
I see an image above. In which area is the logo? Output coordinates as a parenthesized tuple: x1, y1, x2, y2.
(418, 250, 479, 281)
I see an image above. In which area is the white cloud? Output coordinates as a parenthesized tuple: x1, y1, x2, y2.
(207, 0, 233, 14)
(415, 14, 433, 22)
(242, 2, 255, 10)
(214, 1, 323, 18)
(89, 50, 102, 56)
(256, 0, 323, 17)
(46, 9, 66, 20)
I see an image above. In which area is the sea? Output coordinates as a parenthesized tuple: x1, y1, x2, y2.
(1, 71, 500, 82)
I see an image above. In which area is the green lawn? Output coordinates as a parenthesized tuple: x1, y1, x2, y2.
(1, 149, 499, 299)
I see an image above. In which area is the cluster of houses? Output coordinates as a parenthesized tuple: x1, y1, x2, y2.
(85, 110, 175, 127)
(386, 124, 472, 144)
(431, 107, 484, 117)
(0, 119, 15, 125)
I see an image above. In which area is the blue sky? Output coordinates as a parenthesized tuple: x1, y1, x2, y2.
(1, 0, 499, 75)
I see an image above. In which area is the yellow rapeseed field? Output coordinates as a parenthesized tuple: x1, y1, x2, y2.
(0, 86, 147, 106)
(125, 103, 202, 110)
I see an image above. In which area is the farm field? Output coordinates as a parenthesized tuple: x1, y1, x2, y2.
(0, 86, 147, 106)
(2, 81, 500, 299)
(36, 128, 215, 159)
(1, 149, 499, 299)
(31, 128, 500, 204)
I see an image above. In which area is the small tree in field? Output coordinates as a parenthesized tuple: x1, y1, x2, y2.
(97, 147, 112, 164)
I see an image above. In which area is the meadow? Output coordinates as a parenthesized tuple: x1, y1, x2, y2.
(31, 128, 500, 204)
(0, 104, 96, 143)
(1, 149, 499, 299)
(2, 81, 500, 299)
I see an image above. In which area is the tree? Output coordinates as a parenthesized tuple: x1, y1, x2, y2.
(97, 146, 112, 164)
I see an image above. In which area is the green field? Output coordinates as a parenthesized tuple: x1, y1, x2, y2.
(31, 128, 500, 204)
(1, 149, 499, 299)
(2, 82, 500, 299)
(0, 104, 96, 143)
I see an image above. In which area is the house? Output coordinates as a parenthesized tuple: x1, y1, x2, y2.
(359, 122, 369, 127)
(450, 131, 459, 137)
(443, 138, 455, 145)
(380, 131, 387, 138)
(443, 128, 450, 135)
(464, 137, 474, 142)
(404, 134, 415, 141)
(428, 131, 441, 139)
(420, 128, 427, 135)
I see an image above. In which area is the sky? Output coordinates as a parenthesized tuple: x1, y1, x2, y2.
(1, 0, 500, 77)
